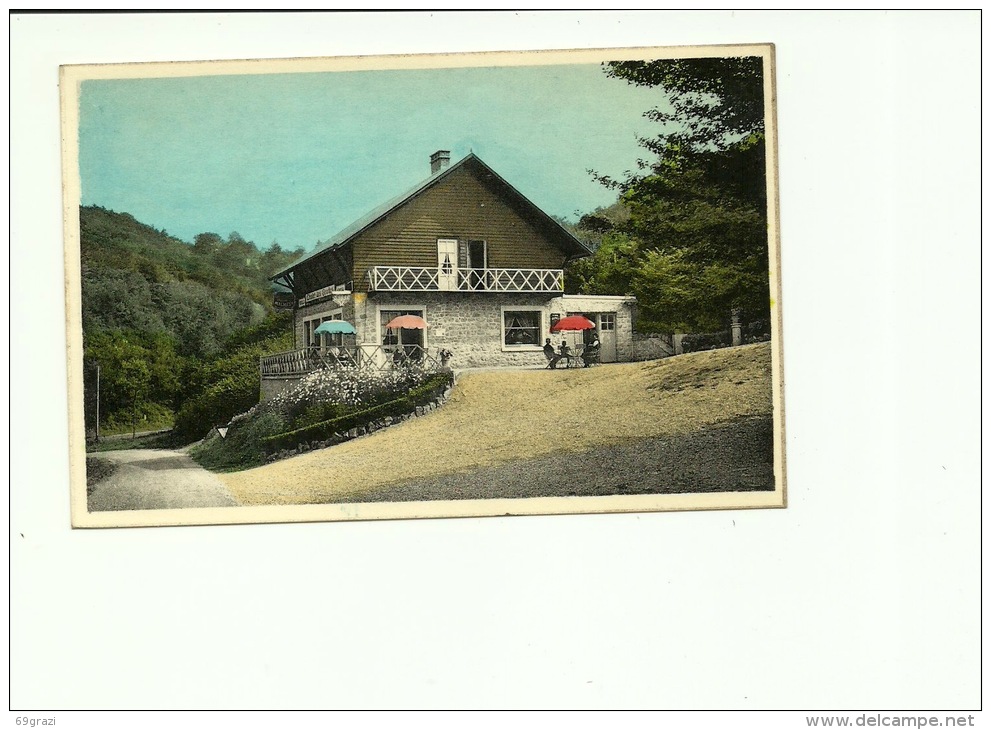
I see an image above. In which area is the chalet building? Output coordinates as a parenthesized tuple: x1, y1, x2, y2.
(262, 151, 636, 395)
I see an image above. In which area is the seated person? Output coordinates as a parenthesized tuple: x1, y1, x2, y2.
(543, 338, 561, 369)
(583, 331, 600, 367)
(558, 340, 572, 365)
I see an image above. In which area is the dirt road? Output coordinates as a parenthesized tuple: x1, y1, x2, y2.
(87, 449, 239, 512)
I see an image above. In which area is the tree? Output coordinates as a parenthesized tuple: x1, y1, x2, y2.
(578, 56, 770, 333)
(84, 331, 153, 436)
(603, 56, 764, 172)
(193, 232, 223, 256)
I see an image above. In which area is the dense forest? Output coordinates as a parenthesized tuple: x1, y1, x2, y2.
(80, 205, 304, 440)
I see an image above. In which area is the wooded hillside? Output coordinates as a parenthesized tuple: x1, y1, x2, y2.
(79, 205, 304, 439)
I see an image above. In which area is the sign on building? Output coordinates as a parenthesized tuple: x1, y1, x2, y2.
(273, 291, 295, 310)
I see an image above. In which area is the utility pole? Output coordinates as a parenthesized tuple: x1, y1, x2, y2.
(95, 364, 101, 443)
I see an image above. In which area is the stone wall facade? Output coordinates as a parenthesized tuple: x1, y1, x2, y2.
(552, 294, 637, 362)
(289, 291, 638, 370)
(357, 291, 555, 369)
(294, 293, 355, 348)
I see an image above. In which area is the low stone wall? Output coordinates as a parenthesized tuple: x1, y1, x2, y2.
(259, 374, 305, 402)
(632, 332, 675, 361)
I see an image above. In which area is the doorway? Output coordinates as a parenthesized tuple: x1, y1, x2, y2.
(380, 308, 425, 354)
(437, 238, 457, 291)
(570, 312, 618, 363)
(597, 313, 618, 362)
(467, 239, 487, 290)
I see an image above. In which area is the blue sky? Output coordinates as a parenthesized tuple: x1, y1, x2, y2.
(79, 63, 669, 251)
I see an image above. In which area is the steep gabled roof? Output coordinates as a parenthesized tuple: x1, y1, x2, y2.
(271, 153, 591, 280)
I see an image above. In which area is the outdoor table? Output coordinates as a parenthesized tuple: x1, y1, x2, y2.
(561, 346, 585, 368)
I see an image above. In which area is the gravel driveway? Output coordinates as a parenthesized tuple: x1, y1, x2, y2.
(87, 449, 239, 511)
(343, 415, 774, 503)
(222, 343, 774, 506)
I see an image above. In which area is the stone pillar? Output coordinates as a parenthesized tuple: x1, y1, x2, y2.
(731, 308, 743, 347)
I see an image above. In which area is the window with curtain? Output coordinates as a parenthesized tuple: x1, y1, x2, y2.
(503, 310, 540, 346)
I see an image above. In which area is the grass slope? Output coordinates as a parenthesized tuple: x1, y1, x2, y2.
(220, 342, 773, 506)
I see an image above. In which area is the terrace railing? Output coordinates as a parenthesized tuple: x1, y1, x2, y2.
(259, 348, 315, 376)
(366, 266, 564, 293)
(260, 345, 445, 377)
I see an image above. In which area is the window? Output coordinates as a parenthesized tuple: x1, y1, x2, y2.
(502, 309, 542, 348)
(379, 308, 425, 352)
(600, 313, 616, 331)
(303, 309, 343, 349)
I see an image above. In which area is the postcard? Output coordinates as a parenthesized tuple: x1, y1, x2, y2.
(62, 43, 784, 527)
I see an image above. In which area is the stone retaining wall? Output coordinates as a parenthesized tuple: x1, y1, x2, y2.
(259, 374, 305, 402)
(632, 332, 675, 361)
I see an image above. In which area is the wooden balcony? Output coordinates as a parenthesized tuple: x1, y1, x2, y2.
(366, 266, 564, 293)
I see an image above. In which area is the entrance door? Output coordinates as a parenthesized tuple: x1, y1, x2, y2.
(437, 239, 457, 291)
(598, 313, 618, 362)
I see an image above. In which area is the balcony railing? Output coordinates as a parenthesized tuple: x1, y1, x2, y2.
(367, 266, 564, 293)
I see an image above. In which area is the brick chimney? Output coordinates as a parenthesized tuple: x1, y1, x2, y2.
(430, 150, 451, 174)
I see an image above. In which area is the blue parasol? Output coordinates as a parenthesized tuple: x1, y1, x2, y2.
(314, 320, 357, 335)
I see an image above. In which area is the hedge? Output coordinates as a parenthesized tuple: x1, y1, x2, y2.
(681, 331, 732, 353)
(259, 372, 453, 455)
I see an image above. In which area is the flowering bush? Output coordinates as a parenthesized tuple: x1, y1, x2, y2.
(260, 372, 453, 454)
(266, 364, 439, 430)
(190, 367, 453, 470)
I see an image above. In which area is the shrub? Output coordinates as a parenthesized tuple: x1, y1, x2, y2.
(190, 411, 288, 472)
(100, 401, 174, 436)
(174, 373, 259, 443)
(172, 330, 292, 444)
(267, 364, 439, 427)
(681, 332, 731, 353)
(189, 367, 453, 471)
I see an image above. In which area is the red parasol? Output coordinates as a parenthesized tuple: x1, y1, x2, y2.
(550, 315, 596, 333)
(385, 314, 429, 330)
